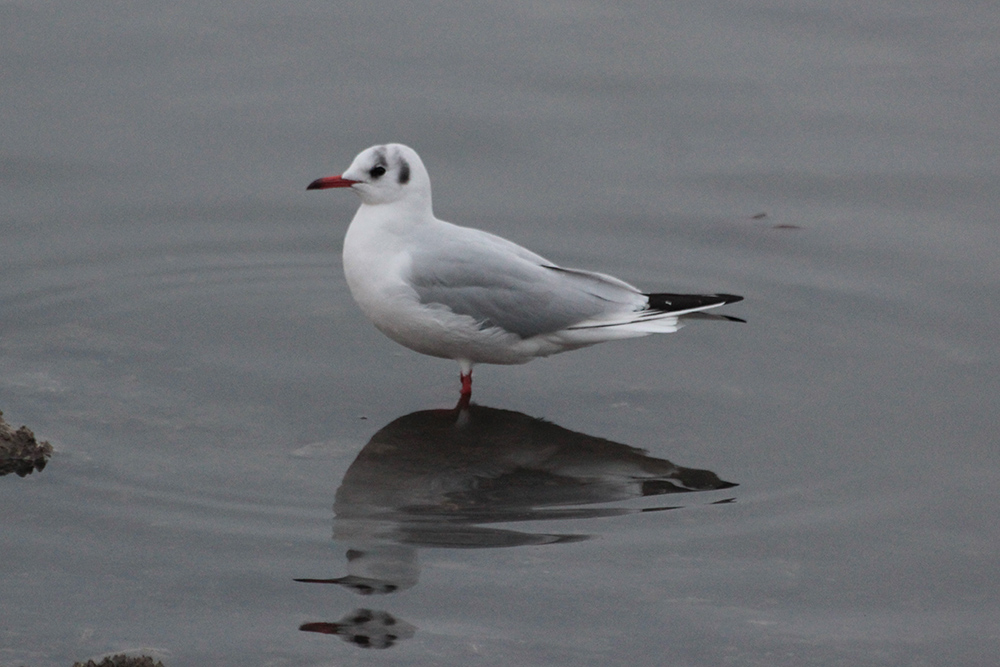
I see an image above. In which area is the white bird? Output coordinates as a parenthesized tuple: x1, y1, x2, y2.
(308, 144, 742, 401)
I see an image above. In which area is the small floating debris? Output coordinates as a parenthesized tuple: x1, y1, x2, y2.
(72, 655, 165, 667)
(748, 212, 801, 229)
(0, 410, 53, 477)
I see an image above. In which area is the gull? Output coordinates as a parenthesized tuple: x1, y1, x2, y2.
(308, 144, 742, 400)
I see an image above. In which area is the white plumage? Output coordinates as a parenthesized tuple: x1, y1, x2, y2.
(308, 143, 742, 398)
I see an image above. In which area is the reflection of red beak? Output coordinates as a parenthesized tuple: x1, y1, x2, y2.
(299, 622, 342, 635)
(307, 175, 359, 190)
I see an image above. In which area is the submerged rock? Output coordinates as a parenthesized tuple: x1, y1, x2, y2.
(72, 654, 165, 667)
(0, 409, 53, 477)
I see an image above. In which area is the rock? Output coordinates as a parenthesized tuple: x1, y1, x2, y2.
(71, 654, 165, 667)
(0, 409, 53, 477)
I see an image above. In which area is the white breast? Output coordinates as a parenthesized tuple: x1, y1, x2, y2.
(341, 205, 555, 365)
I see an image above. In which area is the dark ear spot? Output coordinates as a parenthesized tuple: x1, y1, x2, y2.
(398, 158, 410, 184)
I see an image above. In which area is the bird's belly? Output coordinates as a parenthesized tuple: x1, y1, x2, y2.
(342, 232, 575, 365)
(365, 295, 549, 365)
(343, 262, 543, 365)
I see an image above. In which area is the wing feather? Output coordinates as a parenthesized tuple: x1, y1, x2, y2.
(405, 222, 743, 339)
(407, 227, 645, 338)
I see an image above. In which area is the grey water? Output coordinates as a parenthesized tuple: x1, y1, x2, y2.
(2, 1, 999, 665)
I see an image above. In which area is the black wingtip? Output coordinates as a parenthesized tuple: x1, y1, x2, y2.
(646, 292, 744, 313)
(713, 293, 744, 305)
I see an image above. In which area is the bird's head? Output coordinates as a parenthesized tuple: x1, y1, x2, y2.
(308, 143, 431, 210)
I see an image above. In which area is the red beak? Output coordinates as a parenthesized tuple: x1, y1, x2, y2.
(307, 175, 359, 190)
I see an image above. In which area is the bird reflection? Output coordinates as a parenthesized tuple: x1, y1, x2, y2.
(300, 608, 416, 649)
(297, 402, 736, 648)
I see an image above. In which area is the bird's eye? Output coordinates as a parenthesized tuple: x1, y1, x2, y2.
(369, 165, 386, 179)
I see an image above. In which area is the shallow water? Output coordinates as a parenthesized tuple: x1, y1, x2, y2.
(3, 1, 999, 665)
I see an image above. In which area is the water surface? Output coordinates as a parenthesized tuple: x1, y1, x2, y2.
(2, 1, 999, 665)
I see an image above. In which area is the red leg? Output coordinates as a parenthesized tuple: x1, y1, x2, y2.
(459, 370, 472, 398)
(452, 363, 474, 412)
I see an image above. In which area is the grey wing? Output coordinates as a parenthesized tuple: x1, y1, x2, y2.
(408, 243, 645, 338)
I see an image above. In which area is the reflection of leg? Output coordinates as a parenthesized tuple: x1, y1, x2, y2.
(300, 608, 416, 649)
